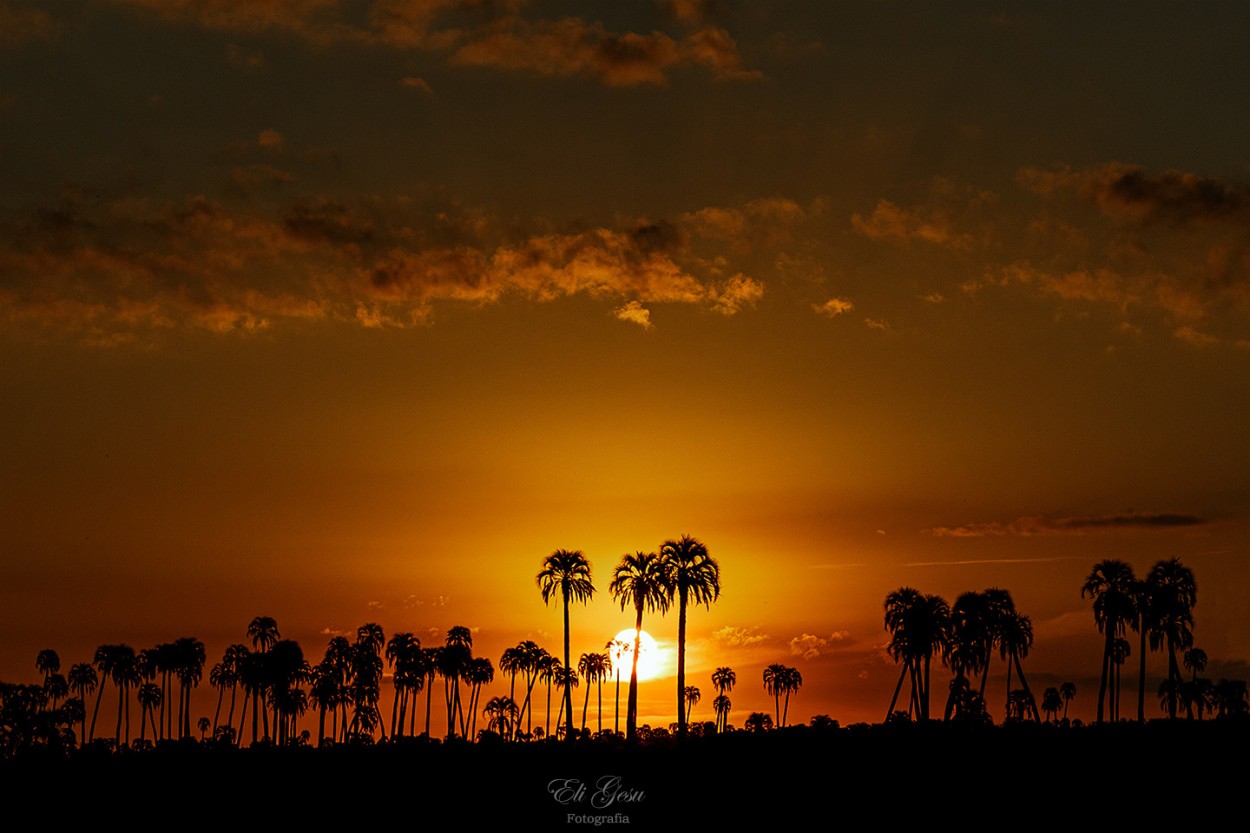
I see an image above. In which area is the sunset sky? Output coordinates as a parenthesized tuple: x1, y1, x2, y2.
(2, 1, 1248, 730)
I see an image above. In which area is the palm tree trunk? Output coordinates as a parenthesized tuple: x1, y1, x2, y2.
(886, 663, 907, 720)
(677, 588, 688, 736)
(627, 607, 644, 740)
(563, 592, 574, 743)
(1136, 616, 1148, 722)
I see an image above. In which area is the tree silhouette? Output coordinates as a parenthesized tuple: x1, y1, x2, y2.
(763, 663, 787, 727)
(607, 638, 630, 736)
(712, 694, 731, 732)
(944, 591, 992, 720)
(658, 535, 720, 737)
(1059, 681, 1076, 722)
(386, 632, 421, 738)
(683, 685, 701, 725)
(744, 711, 772, 732)
(711, 667, 736, 733)
(1081, 560, 1137, 724)
(884, 588, 949, 721)
(483, 696, 519, 738)
(997, 601, 1039, 722)
(68, 663, 97, 744)
(1041, 687, 1062, 723)
(537, 549, 594, 744)
(577, 652, 608, 733)
(609, 550, 670, 741)
(1145, 558, 1196, 719)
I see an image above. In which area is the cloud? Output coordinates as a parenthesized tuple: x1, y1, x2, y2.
(928, 512, 1208, 537)
(864, 317, 893, 332)
(257, 128, 285, 149)
(713, 625, 768, 647)
(0, 191, 783, 343)
(400, 75, 433, 93)
(852, 199, 971, 248)
(788, 631, 850, 660)
(613, 300, 652, 329)
(110, 0, 759, 87)
(1018, 163, 1250, 226)
(710, 274, 763, 314)
(813, 297, 853, 317)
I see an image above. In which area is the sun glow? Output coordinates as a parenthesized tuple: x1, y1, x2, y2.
(609, 628, 661, 682)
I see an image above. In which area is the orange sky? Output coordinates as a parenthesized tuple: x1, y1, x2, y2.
(2, 0, 1248, 731)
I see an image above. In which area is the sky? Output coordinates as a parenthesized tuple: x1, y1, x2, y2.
(2, 0, 1248, 731)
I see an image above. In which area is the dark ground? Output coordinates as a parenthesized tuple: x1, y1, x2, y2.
(5, 720, 1246, 825)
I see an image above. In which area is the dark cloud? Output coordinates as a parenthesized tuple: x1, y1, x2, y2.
(929, 512, 1208, 537)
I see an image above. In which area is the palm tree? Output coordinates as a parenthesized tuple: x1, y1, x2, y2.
(248, 616, 280, 652)
(483, 696, 519, 738)
(999, 607, 1040, 722)
(658, 535, 721, 737)
(171, 637, 206, 739)
(35, 650, 60, 707)
(606, 638, 630, 736)
(538, 653, 560, 740)
(744, 711, 772, 732)
(711, 667, 736, 732)
(712, 694, 732, 732)
(681, 685, 700, 725)
(577, 652, 608, 734)
(1081, 559, 1138, 723)
(1041, 687, 1062, 723)
(386, 632, 421, 738)
(1145, 558, 1197, 719)
(884, 588, 949, 721)
(68, 663, 97, 744)
(1060, 681, 1076, 722)
(537, 549, 595, 744)
(463, 657, 494, 740)
(763, 663, 787, 727)
(137, 682, 162, 743)
(780, 667, 802, 727)
(608, 550, 670, 741)
(944, 591, 992, 720)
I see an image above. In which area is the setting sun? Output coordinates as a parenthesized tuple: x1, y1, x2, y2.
(609, 629, 663, 682)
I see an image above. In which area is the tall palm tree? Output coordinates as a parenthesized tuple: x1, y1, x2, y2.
(712, 694, 731, 732)
(780, 667, 802, 727)
(609, 550, 670, 741)
(1145, 558, 1197, 719)
(538, 653, 560, 740)
(763, 663, 787, 727)
(68, 663, 97, 744)
(711, 667, 736, 732)
(35, 650, 60, 708)
(944, 591, 992, 721)
(658, 535, 720, 737)
(999, 608, 1040, 722)
(464, 657, 494, 740)
(883, 588, 949, 721)
(683, 685, 701, 725)
(172, 637, 206, 739)
(577, 652, 608, 734)
(483, 696, 519, 738)
(386, 632, 421, 738)
(1060, 681, 1076, 722)
(537, 549, 595, 744)
(1041, 687, 1062, 723)
(1081, 559, 1138, 724)
(606, 638, 630, 736)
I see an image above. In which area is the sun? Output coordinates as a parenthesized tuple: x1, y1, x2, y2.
(608, 628, 661, 681)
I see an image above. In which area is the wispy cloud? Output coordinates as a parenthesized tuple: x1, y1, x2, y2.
(927, 512, 1208, 538)
(108, 0, 760, 87)
(713, 625, 769, 647)
(788, 631, 850, 659)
